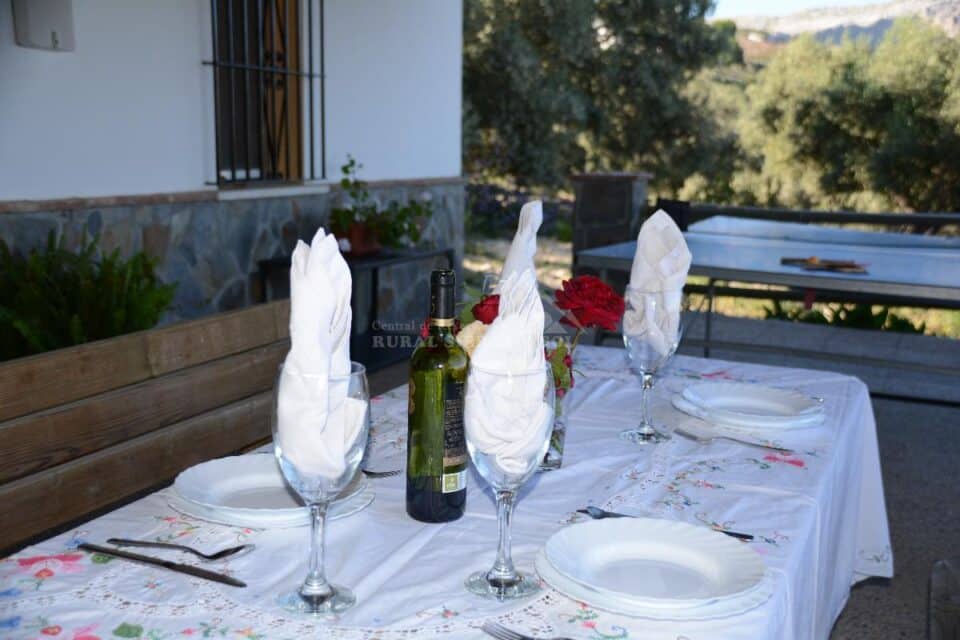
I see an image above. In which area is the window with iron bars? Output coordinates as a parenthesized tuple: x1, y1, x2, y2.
(206, 0, 324, 186)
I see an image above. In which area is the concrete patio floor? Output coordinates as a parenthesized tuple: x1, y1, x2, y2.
(830, 396, 959, 638)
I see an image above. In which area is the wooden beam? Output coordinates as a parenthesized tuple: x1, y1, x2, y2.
(0, 392, 273, 552)
(0, 341, 287, 484)
(0, 300, 289, 422)
(145, 300, 289, 375)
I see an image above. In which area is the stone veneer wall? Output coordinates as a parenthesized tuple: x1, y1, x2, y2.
(0, 180, 465, 327)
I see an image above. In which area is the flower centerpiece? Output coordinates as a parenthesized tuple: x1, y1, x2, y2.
(458, 274, 625, 469)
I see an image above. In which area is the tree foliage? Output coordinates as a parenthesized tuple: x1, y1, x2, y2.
(464, 0, 740, 189)
(691, 18, 960, 212)
(466, 7, 960, 214)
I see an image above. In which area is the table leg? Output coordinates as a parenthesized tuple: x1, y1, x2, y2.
(704, 278, 715, 358)
(257, 263, 269, 303)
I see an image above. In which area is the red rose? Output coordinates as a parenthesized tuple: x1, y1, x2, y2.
(554, 275, 624, 331)
(35, 568, 54, 579)
(41, 626, 62, 636)
(472, 294, 500, 325)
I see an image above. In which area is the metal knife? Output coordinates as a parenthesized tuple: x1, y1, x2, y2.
(576, 506, 755, 541)
(78, 542, 246, 587)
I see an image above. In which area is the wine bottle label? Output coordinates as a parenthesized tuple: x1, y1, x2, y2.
(442, 380, 467, 468)
(442, 469, 467, 494)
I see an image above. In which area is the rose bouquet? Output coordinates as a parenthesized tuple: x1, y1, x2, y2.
(458, 274, 625, 469)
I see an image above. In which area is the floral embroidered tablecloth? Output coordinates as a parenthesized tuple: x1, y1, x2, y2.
(0, 347, 891, 640)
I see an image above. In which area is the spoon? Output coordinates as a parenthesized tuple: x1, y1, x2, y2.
(106, 538, 255, 562)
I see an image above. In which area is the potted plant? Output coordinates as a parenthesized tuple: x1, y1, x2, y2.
(329, 156, 432, 257)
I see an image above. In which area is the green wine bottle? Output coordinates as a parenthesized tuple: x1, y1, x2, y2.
(406, 269, 468, 522)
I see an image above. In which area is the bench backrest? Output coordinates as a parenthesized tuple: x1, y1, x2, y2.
(0, 301, 290, 553)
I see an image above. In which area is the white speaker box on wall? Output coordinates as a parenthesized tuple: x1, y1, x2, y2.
(12, 0, 76, 51)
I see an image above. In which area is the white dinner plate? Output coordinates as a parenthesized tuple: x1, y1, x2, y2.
(684, 382, 822, 419)
(672, 395, 822, 432)
(678, 383, 823, 430)
(544, 518, 766, 609)
(170, 455, 373, 528)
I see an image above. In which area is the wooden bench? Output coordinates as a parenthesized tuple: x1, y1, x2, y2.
(0, 300, 291, 554)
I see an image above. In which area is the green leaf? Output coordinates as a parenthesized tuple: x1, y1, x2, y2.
(112, 623, 144, 638)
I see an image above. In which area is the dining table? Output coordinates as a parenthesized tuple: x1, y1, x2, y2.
(0, 346, 892, 640)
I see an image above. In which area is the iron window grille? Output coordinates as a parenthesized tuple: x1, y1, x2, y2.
(205, 0, 325, 186)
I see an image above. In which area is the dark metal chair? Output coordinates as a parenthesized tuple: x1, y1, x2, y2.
(931, 558, 960, 639)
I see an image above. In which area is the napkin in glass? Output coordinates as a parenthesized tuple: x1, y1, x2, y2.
(498, 200, 543, 287)
(465, 269, 551, 475)
(623, 209, 692, 357)
(276, 228, 364, 479)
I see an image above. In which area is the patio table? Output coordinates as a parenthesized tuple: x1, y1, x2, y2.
(577, 227, 960, 306)
(689, 215, 960, 249)
(576, 220, 960, 356)
(0, 346, 891, 640)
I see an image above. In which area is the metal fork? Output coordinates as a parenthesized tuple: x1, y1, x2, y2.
(481, 621, 574, 640)
(673, 427, 793, 454)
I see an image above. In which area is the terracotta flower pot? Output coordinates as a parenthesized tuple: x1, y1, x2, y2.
(345, 222, 382, 257)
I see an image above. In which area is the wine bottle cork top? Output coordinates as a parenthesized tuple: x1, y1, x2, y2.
(430, 269, 456, 320)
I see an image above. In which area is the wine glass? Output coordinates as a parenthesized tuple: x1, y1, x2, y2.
(481, 272, 499, 296)
(620, 287, 684, 444)
(272, 361, 370, 615)
(464, 363, 555, 600)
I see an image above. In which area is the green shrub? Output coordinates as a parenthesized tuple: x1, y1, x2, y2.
(763, 299, 925, 334)
(0, 233, 176, 361)
(554, 219, 573, 242)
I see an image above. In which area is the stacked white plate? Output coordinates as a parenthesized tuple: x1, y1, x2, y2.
(536, 518, 773, 620)
(169, 455, 374, 528)
(673, 382, 824, 431)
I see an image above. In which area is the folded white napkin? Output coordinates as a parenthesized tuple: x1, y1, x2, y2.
(276, 228, 366, 480)
(623, 210, 691, 358)
(465, 270, 552, 476)
(498, 200, 542, 288)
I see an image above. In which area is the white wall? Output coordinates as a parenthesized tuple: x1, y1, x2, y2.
(0, 0, 462, 201)
(0, 1, 216, 200)
(324, 0, 462, 182)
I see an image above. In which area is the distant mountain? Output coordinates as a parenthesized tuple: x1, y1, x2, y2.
(722, 0, 960, 45)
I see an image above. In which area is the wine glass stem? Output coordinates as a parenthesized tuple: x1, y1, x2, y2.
(488, 490, 517, 585)
(640, 372, 654, 430)
(302, 502, 332, 598)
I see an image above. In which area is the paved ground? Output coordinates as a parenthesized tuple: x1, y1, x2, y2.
(830, 396, 960, 639)
(368, 343, 960, 639)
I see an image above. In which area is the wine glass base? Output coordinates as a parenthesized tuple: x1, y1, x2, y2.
(277, 584, 356, 617)
(465, 570, 541, 601)
(620, 427, 671, 444)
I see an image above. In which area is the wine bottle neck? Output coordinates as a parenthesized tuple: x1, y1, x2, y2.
(429, 270, 456, 319)
(427, 318, 455, 337)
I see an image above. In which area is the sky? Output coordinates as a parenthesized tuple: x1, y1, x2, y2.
(712, 0, 878, 19)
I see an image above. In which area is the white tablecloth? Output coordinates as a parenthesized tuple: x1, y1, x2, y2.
(0, 347, 892, 640)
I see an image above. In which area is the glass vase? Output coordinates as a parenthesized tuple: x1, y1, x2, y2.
(539, 389, 568, 471)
